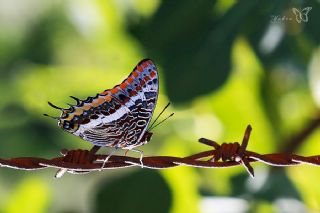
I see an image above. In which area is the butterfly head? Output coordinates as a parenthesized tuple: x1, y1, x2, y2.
(58, 117, 79, 133)
(44, 102, 80, 133)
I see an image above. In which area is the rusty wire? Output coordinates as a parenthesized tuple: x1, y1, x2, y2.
(1, 125, 320, 178)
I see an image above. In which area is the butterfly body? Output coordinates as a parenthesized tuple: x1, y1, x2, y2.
(55, 59, 158, 150)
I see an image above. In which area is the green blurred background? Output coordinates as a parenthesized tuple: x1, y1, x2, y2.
(0, 0, 320, 212)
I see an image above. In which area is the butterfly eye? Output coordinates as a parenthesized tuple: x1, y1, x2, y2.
(63, 121, 70, 129)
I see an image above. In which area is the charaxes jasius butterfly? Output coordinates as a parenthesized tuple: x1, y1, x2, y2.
(45, 59, 173, 167)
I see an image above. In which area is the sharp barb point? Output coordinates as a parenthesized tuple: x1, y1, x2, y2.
(241, 158, 255, 178)
(198, 138, 220, 149)
(239, 124, 252, 156)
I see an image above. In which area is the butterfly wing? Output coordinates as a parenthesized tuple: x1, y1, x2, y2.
(301, 7, 312, 22)
(292, 8, 302, 23)
(57, 59, 158, 148)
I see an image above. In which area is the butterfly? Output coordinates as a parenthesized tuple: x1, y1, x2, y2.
(45, 59, 173, 167)
(292, 7, 312, 23)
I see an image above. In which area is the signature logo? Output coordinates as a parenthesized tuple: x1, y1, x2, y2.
(270, 7, 312, 24)
(292, 7, 312, 23)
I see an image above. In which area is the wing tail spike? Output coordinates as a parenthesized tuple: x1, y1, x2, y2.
(70, 96, 81, 105)
(43, 114, 59, 120)
(48, 101, 64, 110)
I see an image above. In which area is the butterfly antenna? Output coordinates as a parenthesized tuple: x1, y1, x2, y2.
(148, 102, 171, 130)
(149, 113, 174, 131)
(48, 102, 64, 110)
(43, 114, 59, 120)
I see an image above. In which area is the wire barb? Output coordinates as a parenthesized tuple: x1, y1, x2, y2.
(1, 124, 320, 178)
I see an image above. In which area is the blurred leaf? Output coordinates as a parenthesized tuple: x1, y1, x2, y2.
(0, 8, 76, 72)
(231, 169, 301, 203)
(0, 110, 59, 158)
(208, 38, 275, 152)
(250, 201, 276, 213)
(94, 170, 171, 213)
(288, 129, 320, 210)
(308, 47, 320, 108)
(4, 177, 50, 213)
(130, 0, 260, 103)
(160, 136, 200, 213)
(21, 9, 76, 65)
(241, 0, 319, 144)
(255, 170, 301, 201)
(245, 1, 316, 69)
(230, 172, 251, 198)
(304, 0, 320, 44)
(0, 104, 28, 128)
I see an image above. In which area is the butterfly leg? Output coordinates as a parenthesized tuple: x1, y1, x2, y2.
(55, 146, 100, 178)
(89, 145, 101, 160)
(130, 149, 144, 168)
(100, 148, 118, 170)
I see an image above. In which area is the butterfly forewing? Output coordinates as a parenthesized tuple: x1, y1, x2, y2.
(58, 59, 158, 149)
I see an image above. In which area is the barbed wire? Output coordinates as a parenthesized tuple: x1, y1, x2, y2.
(1, 125, 320, 178)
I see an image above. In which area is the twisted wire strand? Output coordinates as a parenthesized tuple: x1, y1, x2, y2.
(1, 125, 320, 178)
